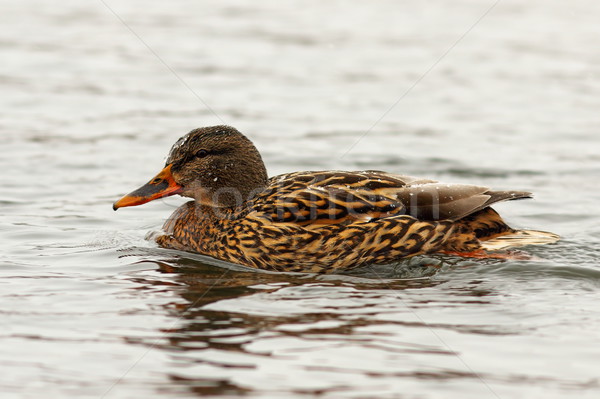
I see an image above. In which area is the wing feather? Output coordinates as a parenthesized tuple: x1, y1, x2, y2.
(251, 171, 531, 225)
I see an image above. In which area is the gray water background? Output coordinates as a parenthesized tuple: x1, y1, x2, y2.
(2, 0, 600, 398)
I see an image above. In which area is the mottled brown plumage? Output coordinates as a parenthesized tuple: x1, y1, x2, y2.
(113, 125, 558, 273)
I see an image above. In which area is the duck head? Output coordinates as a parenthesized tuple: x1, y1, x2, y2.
(113, 125, 268, 210)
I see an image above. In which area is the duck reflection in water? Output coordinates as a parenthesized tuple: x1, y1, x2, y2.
(120, 251, 498, 397)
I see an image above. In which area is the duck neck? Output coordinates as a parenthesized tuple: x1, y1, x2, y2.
(162, 201, 239, 254)
(195, 202, 240, 221)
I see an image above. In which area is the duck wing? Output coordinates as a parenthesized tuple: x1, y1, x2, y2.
(250, 170, 531, 225)
(394, 181, 532, 221)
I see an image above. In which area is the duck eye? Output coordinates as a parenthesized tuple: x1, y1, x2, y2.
(195, 149, 209, 158)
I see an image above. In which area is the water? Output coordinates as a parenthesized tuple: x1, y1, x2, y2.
(2, 0, 600, 398)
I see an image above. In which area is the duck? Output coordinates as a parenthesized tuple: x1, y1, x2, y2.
(113, 125, 558, 273)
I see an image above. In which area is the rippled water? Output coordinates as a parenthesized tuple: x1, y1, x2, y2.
(2, 0, 600, 398)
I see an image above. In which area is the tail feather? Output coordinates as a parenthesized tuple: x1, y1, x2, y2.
(480, 229, 560, 251)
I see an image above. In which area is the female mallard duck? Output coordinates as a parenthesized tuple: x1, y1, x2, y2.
(113, 125, 558, 273)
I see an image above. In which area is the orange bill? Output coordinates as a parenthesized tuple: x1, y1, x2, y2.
(113, 164, 183, 210)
